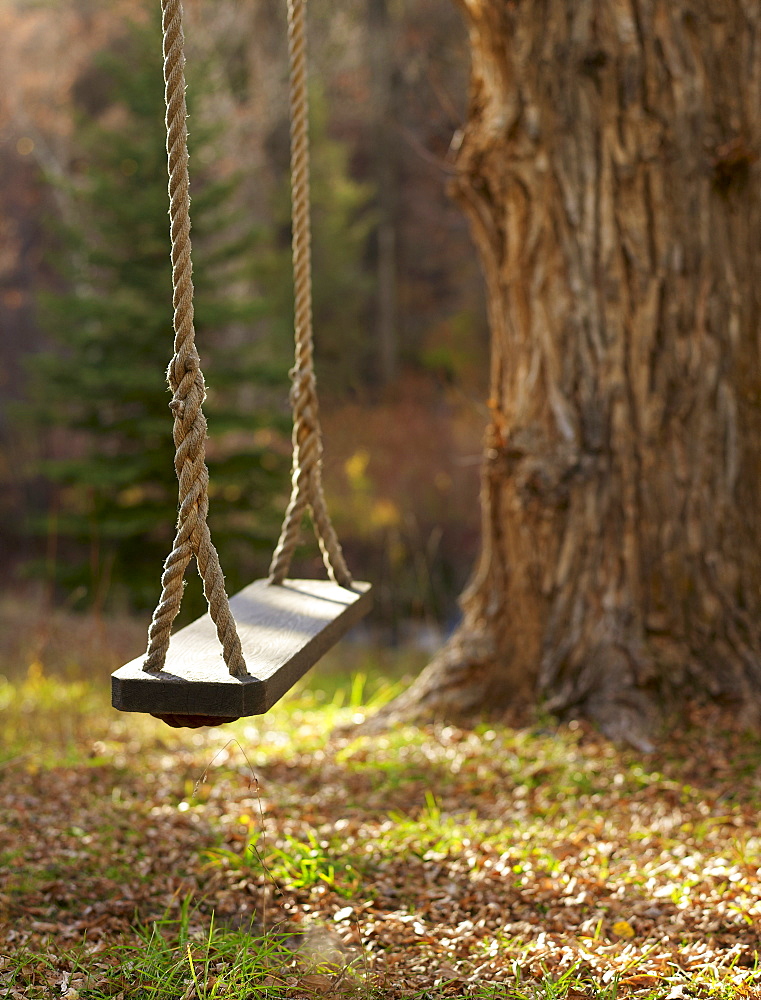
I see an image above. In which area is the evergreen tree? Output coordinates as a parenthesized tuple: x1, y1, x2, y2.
(26, 16, 289, 611)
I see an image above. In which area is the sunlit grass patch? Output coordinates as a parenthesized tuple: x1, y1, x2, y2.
(205, 826, 365, 900)
(0, 666, 115, 768)
(0, 642, 410, 775)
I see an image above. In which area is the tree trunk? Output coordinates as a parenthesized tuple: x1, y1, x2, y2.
(377, 0, 761, 747)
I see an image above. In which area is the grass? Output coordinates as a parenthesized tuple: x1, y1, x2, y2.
(1, 606, 761, 997)
(1, 902, 306, 999)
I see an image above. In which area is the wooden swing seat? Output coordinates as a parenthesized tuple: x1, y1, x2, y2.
(112, 578, 371, 722)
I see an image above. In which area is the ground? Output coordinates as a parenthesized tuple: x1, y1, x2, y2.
(1, 603, 761, 998)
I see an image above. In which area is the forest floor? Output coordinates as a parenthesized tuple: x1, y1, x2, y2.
(1, 604, 761, 998)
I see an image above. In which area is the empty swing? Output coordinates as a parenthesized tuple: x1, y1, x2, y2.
(111, 0, 371, 728)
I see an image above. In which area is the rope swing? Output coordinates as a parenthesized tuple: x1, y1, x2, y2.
(111, 0, 371, 728)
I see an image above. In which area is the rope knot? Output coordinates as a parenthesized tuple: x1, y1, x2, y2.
(169, 398, 186, 417)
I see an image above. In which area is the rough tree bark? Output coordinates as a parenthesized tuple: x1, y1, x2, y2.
(378, 0, 761, 747)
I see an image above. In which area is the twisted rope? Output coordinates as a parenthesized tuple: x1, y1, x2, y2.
(144, 0, 246, 677)
(268, 0, 353, 589)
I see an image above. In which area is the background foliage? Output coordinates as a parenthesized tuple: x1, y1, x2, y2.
(0, 0, 487, 629)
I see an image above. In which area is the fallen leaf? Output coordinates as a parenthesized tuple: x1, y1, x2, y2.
(612, 920, 636, 939)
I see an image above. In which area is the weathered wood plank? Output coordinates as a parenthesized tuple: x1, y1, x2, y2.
(112, 579, 372, 718)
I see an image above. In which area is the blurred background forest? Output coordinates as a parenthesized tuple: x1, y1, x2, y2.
(0, 0, 489, 662)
